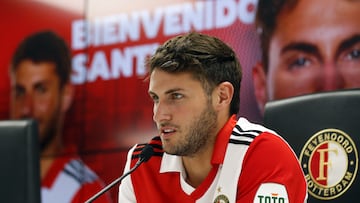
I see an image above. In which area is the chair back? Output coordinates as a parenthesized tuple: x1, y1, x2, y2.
(264, 89, 360, 202)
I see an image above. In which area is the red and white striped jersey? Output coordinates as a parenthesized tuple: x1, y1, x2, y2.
(42, 156, 111, 203)
(119, 116, 307, 203)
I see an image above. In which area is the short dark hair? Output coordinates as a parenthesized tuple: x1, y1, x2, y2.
(255, 0, 297, 72)
(10, 30, 71, 87)
(146, 32, 242, 115)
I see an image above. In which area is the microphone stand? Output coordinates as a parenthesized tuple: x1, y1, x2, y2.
(84, 145, 154, 203)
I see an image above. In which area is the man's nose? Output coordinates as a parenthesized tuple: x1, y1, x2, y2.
(153, 101, 172, 123)
(20, 94, 34, 118)
(318, 62, 345, 91)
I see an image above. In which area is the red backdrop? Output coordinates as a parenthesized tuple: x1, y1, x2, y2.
(0, 0, 262, 201)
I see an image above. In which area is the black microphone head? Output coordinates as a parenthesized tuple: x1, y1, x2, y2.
(139, 144, 154, 162)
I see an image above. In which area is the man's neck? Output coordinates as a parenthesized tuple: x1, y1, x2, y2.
(40, 134, 63, 180)
(182, 115, 233, 188)
(182, 139, 215, 188)
(41, 134, 63, 157)
(40, 157, 55, 180)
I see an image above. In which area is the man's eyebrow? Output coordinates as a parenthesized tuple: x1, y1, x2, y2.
(281, 42, 320, 57)
(13, 79, 49, 89)
(336, 34, 360, 57)
(33, 81, 46, 89)
(32, 79, 52, 88)
(148, 88, 184, 96)
(164, 88, 183, 94)
(14, 83, 25, 91)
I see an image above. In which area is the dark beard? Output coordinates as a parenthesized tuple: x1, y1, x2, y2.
(40, 125, 57, 153)
(40, 107, 61, 153)
(171, 102, 218, 156)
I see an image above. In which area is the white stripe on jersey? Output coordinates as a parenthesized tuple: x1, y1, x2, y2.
(41, 159, 98, 203)
(42, 170, 80, 203)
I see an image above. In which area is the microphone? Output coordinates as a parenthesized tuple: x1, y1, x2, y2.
(85, 144, 154, 203)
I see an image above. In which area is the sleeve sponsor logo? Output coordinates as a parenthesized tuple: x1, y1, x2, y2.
(299, 128, 358, 200)
(253, 183, 289, 203)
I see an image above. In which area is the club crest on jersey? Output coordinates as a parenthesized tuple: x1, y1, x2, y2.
(213, 194, 229, 203)
(299, 128, 358, 200)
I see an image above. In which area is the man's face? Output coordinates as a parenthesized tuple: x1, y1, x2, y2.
(10, 60, 65, 151)
(266, 0, 360, 100)
(148, 69, 217, 156)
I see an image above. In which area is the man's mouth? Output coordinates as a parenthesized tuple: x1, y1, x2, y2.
(159, 126, 177, 138)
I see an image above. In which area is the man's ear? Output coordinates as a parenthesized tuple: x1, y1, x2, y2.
(252, 62, 267, 115)
(61, 83, 74, 113)
(213, 81, 233, 111)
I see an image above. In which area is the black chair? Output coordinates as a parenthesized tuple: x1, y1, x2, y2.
(264, 89, 360, 202)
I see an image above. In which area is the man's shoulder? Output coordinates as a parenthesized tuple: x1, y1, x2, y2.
(236, 118, 300, 167)
(57, 157, 101, 185)
(42, 156, 105, 201)
(229, 117, 272, 146)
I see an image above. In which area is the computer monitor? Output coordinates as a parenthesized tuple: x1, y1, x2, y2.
(0, 119, 41, 203)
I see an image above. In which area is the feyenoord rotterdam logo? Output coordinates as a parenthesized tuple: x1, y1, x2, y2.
(300, 128, 358, 200)
(213, 194, 229, 203)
